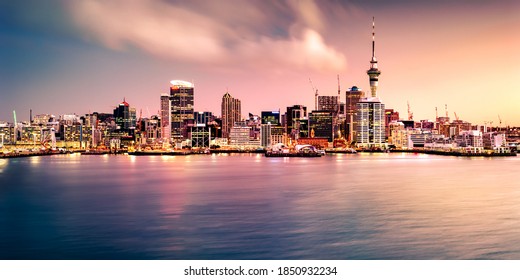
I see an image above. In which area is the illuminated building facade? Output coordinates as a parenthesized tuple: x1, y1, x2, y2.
(113, 98, 136, 132)
(160, 93, 171, 142)
(345, 86, 364, 142)
(261, 111, 280, 126)
(309, 111, 334, 142)
(221, 92, 241, 139)
(170, 80, 194, 141)
(286, 105, 307, 138)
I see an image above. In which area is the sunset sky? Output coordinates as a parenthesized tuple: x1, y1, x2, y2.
(1, 0, 519, 126)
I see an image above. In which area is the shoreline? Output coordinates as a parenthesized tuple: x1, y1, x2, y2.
(1, 148, 517, 158)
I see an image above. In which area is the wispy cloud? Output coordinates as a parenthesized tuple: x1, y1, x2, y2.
(65, 0, 347, 71)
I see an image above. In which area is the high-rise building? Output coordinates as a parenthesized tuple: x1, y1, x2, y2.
(356, 17, 386, 148)
(260, 123, 272, 147)
(221, 92, 241, 139)
(170, 80, 194, 141)
(113, 98, 136, 132)
(309, 111, 334, 142)
(160, 93, 171, 142)
(356, 101, 385, 146)
(345, 86, 365, 142)
(286, 105, 307, 137)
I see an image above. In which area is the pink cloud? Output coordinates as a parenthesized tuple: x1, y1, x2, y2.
(65, 0, 346, 71)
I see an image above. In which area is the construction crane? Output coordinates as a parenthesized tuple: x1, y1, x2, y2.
(407, 101, 413, 120)
(454, 112, 459, 121)
(337, 74, 341, 115)
(309, 78, 318, 111)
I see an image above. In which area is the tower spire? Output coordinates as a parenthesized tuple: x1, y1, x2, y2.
(367, 16, 381, 98)
(372, 16, 376, 61)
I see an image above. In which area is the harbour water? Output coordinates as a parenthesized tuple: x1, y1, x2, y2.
(0, 153, 519, 259)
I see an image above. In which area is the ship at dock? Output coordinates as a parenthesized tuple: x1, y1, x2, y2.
(265, 144, 324, 157)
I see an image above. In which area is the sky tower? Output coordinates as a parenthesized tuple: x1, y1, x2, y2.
(367, 17, 381, 98)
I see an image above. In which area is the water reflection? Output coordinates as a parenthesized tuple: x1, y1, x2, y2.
(0, 158, 7, 173)
(0, 154, 519, 259)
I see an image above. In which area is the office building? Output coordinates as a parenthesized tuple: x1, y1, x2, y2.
(221, 92, 241, 139)
(170, 80, 194, 141)
(286, 105, 307, 138)
(160, 93, 171, 142)
(309, 110, 334, 142)
(345, 86, 364, 142)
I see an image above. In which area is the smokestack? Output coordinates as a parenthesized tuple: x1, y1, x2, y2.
(30, 109, 32, 124)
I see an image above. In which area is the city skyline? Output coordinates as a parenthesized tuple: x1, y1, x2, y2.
(1, 1, 519, 126)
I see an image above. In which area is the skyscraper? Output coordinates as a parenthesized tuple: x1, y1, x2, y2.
(309, 110, 334, 142)
(221, 92, 241, 139)
(346, 86, 365, 142)
(356, 17, 386, 148)
(160, 93, 171, 142)
(286, 105, 307, 138)
(170, 80, 194, 141)
(113, 98, 136, 132)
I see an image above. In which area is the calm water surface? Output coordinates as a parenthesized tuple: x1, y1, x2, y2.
(0, 153, 519, 259)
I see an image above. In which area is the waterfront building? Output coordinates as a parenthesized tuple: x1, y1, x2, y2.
(388, 121, 407, 149)
(229, 121, 251, 146)
(0, 124, 15, 146)
(221, 92, 241, 139)
(260, 123, 272, 147)
(191, 125, 211, 148)
(309, 111, 334, 142)
(356, 100, 385, 147)
(270, 126, 286, 146)
(456, 130, 483, 148)
(297, 137, 329, 149)
(286, 105, 307, 138)
(160, 93, 171, 143)
(170, 80, 194, 141)
(384, 109, 399, 139)
(62, 124, 82, 146)
(483, 132, 507, 149)
(409, 130, 429, 148)
(345, 86, 365, 143)
(143, 116, 161, 143)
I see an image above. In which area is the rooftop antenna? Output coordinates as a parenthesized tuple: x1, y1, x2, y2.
(445, 104, 448, 119)
(435, 107, 438, 121)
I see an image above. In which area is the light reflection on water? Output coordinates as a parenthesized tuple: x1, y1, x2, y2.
(0, 153, 519, 260)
